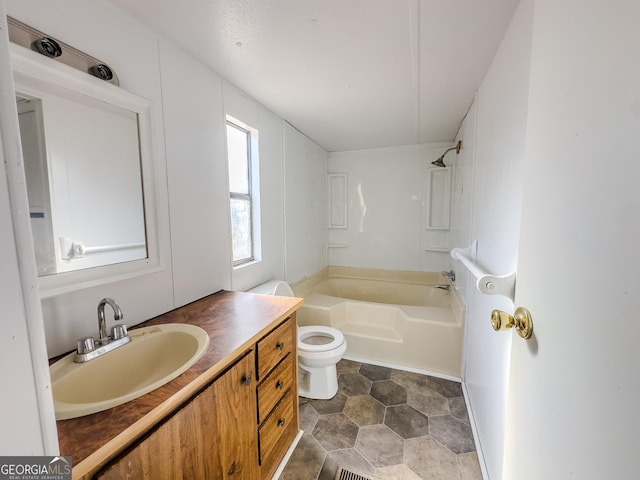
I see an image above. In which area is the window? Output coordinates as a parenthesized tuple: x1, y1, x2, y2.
(226, 119, 259, 266)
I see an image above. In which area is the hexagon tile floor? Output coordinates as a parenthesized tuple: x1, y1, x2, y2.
(279, 359, 482, 480)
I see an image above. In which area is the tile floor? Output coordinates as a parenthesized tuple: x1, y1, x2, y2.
(280, 359, 482, 480)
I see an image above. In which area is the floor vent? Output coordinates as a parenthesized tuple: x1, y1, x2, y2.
(334, 465, 383, 480)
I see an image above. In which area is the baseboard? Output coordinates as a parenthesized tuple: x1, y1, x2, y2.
(342, 354, 462, 383)
(461, 382, 490, 480)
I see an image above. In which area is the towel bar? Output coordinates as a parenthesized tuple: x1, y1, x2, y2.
(451, 241, 516, 301)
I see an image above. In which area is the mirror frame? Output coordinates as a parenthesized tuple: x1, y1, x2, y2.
(11, 43, 163, 298)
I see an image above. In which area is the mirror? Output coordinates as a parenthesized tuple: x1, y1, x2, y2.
(11, 44, 161, 297)
(16, 90, 146, 275)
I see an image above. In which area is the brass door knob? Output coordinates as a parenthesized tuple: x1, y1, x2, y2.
(491, 307, 533, 339)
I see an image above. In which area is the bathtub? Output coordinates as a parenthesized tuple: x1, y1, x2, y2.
(292, 267, 465, 378)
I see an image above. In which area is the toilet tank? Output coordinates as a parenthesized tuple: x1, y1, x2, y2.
(248, 280, 294, 297)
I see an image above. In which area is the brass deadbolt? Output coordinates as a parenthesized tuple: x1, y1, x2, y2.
(491, 307, 533, 339)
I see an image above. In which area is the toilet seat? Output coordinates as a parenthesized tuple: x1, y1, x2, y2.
(298, 326, 344, 352)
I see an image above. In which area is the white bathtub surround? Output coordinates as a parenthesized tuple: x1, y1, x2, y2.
(293, 267, 465, 378)
(328, 144, 455, 274)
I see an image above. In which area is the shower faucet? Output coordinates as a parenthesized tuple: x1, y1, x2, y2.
(441, 270, 456, 282)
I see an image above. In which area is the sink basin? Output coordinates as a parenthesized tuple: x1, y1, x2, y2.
(51, 323, 210, 420)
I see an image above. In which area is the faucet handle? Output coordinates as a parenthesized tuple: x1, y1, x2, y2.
(77, 336, 96, 354)
(441, 270, 456, 282)
(111, 324, 128, 340)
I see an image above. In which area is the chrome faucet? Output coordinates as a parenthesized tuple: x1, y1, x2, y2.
(74, 298, 130, 363)
(97, 297, 123, 344)
(441, 270, 456, 282)
(435, 284, 451, 291)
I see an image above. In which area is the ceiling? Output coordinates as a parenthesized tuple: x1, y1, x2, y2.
(110, 0, 520, 152)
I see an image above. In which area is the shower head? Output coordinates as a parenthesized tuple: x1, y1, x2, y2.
(431, 141, 462, 167)
(431, 156, 447, 168)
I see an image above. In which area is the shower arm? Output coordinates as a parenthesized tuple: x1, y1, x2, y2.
(431, 140, 462, 167)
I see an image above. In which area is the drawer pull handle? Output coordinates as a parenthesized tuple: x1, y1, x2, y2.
(278, 418, 286, 427)
(276, 380, 284, 390)
(243, 374, 252, 385)
(276, 342, 285, 351)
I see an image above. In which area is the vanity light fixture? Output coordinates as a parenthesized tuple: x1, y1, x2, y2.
(7, 16, 119, 85)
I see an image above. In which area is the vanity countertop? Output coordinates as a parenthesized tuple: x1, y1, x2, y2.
(56, 290, 303, 480)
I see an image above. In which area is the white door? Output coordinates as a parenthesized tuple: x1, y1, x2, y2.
(501, 1, 640, 478)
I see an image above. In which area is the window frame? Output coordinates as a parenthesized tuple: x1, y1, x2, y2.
(226, 119, 256, 266)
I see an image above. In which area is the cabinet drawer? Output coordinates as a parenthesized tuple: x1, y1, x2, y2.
(257, 354, 294, 423)
(258, 390, 296, 465)
(257, 318, 294, 380)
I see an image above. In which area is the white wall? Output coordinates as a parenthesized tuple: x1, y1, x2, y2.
(453, 1, 534, 479)
(284, 122, 328, 284)
(160, 39, 232, 306)
(252, 106, 287, 286)
(328, 144, 452, 272)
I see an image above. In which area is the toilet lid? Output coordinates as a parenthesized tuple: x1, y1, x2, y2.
(298, 326, 344, 352)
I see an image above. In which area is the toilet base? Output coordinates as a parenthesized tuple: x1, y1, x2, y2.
(298, 363, 339, 400)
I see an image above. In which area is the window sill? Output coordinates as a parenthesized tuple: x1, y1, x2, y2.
(233, 259, 262, 271)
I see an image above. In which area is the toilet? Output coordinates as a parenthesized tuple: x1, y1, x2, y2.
(248, 280, 347, 400)
(296, 325, 347, 399)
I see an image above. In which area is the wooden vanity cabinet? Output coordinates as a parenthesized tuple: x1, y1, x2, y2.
(256, 315, 299, 480)
(96, 314, 299, 480)
(96, 350, 258, 480)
